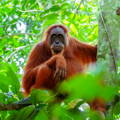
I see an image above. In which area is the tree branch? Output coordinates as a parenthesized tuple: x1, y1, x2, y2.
(0, 97, 31, 111)
(0, 93, 65, 111)
(0, 95, 119, 111)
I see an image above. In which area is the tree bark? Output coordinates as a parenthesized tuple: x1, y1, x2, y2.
(97, 0, 120, 85)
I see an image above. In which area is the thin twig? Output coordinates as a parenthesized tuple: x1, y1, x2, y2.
(72, 0, 84, 20)
(71, 0, 77, 11)
(18, 9, 42, 13)
(5, 44, 33, 62)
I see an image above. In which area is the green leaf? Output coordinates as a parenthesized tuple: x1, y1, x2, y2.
(14, 105, 35, 120)
(0, 63, 20, 94)
(30, 89, 53, 104)
(34, 110, 48, 120)
(48, 5, 61, 12)
(112, 102, 120, 115)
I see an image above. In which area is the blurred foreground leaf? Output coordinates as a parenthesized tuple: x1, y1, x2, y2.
(0, 62, 20, 94)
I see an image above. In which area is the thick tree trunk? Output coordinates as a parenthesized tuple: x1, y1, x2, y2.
(97, 0, 120, 85)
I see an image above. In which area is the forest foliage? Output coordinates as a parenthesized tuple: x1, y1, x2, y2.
(0, 0, 120, 120)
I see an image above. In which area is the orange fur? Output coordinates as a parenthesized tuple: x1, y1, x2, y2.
(22, 24, 105, 112)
